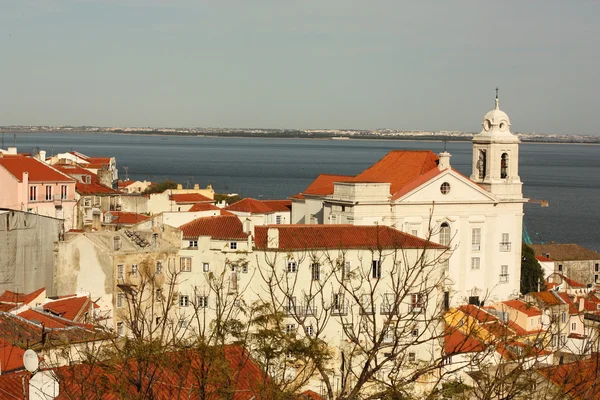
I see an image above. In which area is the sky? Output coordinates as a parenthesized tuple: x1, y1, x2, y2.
(0, 1, 599, 135)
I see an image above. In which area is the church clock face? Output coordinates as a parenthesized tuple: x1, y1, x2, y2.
(483, 119, 491, 131)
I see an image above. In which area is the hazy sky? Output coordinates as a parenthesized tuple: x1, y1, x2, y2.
(1, 1, 598, 135)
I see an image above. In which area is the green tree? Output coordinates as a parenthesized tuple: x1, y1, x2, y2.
(143, 179, 178, 194)
(521, 243, 546, 294)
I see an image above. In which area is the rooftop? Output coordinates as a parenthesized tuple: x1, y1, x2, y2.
(531, 243, 600, 261)
(179, 215, 249, 240)
(0, 155, 74, 183)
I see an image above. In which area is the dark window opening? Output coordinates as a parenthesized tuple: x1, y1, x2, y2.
(500, 153, 508, 179)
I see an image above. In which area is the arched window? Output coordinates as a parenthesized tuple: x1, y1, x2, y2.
(500, 153, 508, 179)
(477, 150, 487, 179)
(439, 223, 451, 246)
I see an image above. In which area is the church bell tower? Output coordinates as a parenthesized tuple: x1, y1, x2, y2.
(470, 89, 522, 200)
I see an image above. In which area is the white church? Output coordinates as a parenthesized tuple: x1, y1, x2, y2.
(291, 94, 525, 306)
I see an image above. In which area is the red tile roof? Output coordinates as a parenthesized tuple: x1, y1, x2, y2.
(118, 179, 136, 188)
(54, 164, 119, 195)
(555, 273, 587, 288)
(43, 296, 94, 322)
(17, 309, 70, 329)
(444, 328, 486, 355)
(188, 203, 220, 212)
(556, 293, 580, 314)
(298, 390, 326, 400)
(391, 167, 444, 199)
(179, 215, 249, 240)
(352, 150, 439, 197)
(226, 198, 292, 214)
(531, 244, 600, 261)
(0, 155, 74, 183)
(254, 225, 445, 251)
(0, 338, 26, 373)
(502, 299, 542, 317)
(0, 287, 46, 305)
(457, 304, 499, 324)
(104, 211, 150, 225)
(538, 353, 600, 400)
(302, 174, 354, 196)
(530, 291, 564, 306)
(536, 255, 553, 262)
(170, 193, 213, 204)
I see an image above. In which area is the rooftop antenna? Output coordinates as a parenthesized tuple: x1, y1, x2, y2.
(124, 166, 129, 181)
(1, 132, 4, 149)
(443, 139, 448, 152)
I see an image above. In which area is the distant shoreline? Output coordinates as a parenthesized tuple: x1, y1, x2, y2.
(1, 128, 599, 145)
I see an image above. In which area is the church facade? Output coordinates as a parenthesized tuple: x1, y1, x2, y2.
(291, 96, 525, 306)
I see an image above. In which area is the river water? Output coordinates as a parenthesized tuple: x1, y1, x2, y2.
(8, 132, 600, 252)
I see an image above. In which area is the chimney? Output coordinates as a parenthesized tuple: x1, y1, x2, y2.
(243, 218, 253, 234)
(177, 184, 183, 190)
(579, 297, 585, 313)
(193, 184, 199, 190)
(7, 146, 17, 155)
(438, 152, 451, 170)
(39, 150, 46, 163)
(267, 228, 279, 249)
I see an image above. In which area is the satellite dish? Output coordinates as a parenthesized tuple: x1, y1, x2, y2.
(23, 349, 39, 373)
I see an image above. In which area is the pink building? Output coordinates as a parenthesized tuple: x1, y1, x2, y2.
(0, 154, 77, 230)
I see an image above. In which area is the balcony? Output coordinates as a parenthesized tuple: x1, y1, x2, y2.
(331, 304, 348, 316)
(499, 242, 512, 252)
(380, 304, 398, 315)
(285, 304, 317, 317)
(359, 305, 375, 315)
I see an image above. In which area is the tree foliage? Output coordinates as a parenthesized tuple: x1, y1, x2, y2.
(520, 243, 546, 294)
(143, 179, 178, 194)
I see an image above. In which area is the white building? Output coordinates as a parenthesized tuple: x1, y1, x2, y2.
(291, 95, 525, 306)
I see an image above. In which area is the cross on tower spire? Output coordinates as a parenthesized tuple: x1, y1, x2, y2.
(495, 87, 499, 109)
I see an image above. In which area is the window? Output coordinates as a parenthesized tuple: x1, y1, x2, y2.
(285, 324, 296, 335)
(561, 312, 566, 323)
(471, 257, 480, 270)
(372, 260, 381, 279)
(287, 261, 297, 273)
(276, 215, 282, 224)
(381, 293, 395, 315)
(571, 322, 577, 331)
(477, 149, 487, 179)
(341, 261, 351, 280)
(60, 185, 68, 200)
(156, 261, 163, 275)
(29, 186, 37, 201)
(117, 322, 124, 336)
(131, 264, 138, 277)
(500, 265, 509, 283)
(596, 263, 599, 272)
(179, 295, 190, 307)
(411, 229, 418, 236)
(472, 228, 481, 251)
(311, 263, 320, 281)
(180, 257, 192, 272)
(500, 153, 508, 179)
(178, 318, 188, 328)
(189, 240, 198, 248)
(242, 264, 248, 273)
(113, 236, 121, 251)
(333, 293, 345, 313)
(203, 262, 210, 272)
(286, 296, 297, 314)
(444, 291, 450, 311)
(408, 352, 416, 362)
(155, 289, 162, 302)
(306, 325, 314, 337)
(116, 292, 125, 308)
(440, 182, 451, 195)
(45, 186, 52, 201)
(361, 294, 374, 315)
(84, 197, 91, 207)
(411, 328, 419, 337)
(500, 233, 511, 251)
(558, 264, 563, 272)
(117, 264, 124, 280)
(198, 295, 208, 308)
(230, 242, 237, 250)
(439, 223, 450, 246)
(469, 296, 480, 306)
(595, 274, 599, 283)
(410, 293, 423, 313)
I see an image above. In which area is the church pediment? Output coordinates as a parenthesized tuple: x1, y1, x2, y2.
(394, 169, 498, 204)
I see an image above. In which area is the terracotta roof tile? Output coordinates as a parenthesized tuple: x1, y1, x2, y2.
(226, 198, 291, 214)
(254, 225, 445, 251)
(552, 273, 588, 288)
(444, 328, 486, 355)
(391, 167, 444, 199)
(556, 292, 580, 314)
(54, 164, 120, 195)
(0, 155, 74, 183)
(530, 291, 564, 306)
(352, 150, 439, 196)
(17, 309, 70, 329)
(302, 174, 354, 196)
(0, 287, 45, 305)
(179, 215, 248, 240)
(0, 338, 26, 373)
(538, 353, 600, 399)
(536, 255, 553, 262)
(104, 211, 150, 225)
(43, 296, 93, 322)
(502, 299, 542, 317)
(531, 244, 600, 261)
(188, 203, 221, 212)
(169, 193, 213, 203)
